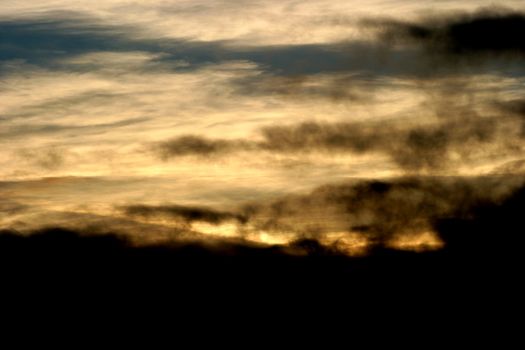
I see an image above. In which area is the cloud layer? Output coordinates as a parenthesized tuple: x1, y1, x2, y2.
(2, 3, 525, 271)
(154, 111, 523, 173)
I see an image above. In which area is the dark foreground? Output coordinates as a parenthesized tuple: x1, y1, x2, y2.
(0, 184, 523, 321)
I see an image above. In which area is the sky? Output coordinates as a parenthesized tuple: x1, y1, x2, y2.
(1, 0, 525, 255)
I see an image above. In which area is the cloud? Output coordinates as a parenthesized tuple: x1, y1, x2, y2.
(2, 5, 525, 284)
(154, 112, 521, 173)
(0, 90, 129, 122)
(233, 73, 378, 103)
(0, 15, 353, 76)
(496, 98, 525, 136)
(115, 176, 524, 253)
(6, 11, 516, 83)
(0, 117, 150, 139)
(122, 204, 247, 225)
(154, 135, 254, 159)
(237, 176, 524, 244)
(503, 99, 525, 115)
(2, 174, 525, 274)
(490, 159, 525, 174)
(153, 121, 386, 160)
(16, 147, 66, 170)
(0, 200, 28, 216)
(372, 8, 525, 57)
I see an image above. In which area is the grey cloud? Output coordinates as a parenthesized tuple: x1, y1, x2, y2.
(389, 116, 499, 171)
(154, 122, 388, 159)
(154, 113, 520, 173)
(122, 204, 247, 225)
(502, 99, 525, 116)
(0, 13, 146, 71)
(153, 121, 386, 160)
(6, 10, 518, 85)
(239, 175, 525, 248)
(370, 8, 525, 59)
(154, 136, 254, 159)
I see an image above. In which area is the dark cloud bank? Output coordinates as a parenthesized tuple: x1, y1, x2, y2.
(2, 176, 524, 302)
(374, 8, 525, 57)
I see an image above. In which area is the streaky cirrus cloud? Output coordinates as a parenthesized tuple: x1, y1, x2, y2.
(4, 8, 525, 84)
